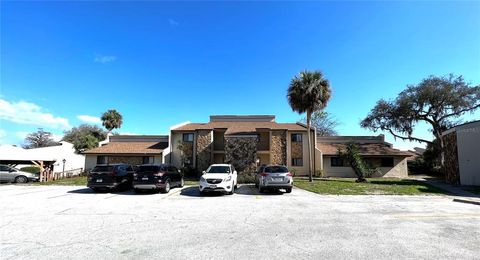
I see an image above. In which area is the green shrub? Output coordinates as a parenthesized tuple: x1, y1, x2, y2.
(20, 166, 40, 174)
(237, 173, 256, 184)
(314, 169, 324, 177)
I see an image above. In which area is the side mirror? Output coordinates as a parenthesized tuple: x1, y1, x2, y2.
(233, 170, 237, 175)
(9, 169, 16, 172)
(202, 171, 206, 174)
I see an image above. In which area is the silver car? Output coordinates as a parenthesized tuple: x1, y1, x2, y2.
(0, 164, 40, 183)
(255, 165, 293, 193)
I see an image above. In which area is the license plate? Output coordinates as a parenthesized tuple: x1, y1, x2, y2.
(142, 177, 149, 181)
(96, 179, 103, 183)
(210, 185, 217, 188)
(273, 178, 283, 181)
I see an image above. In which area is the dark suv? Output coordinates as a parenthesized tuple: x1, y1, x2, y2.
(133, 164, 184, 193)
(87, 164, 135, 192)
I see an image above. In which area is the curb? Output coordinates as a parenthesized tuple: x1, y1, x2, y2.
(452, 198, 480, 206)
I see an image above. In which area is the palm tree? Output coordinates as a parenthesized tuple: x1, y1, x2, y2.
(287, 70, 331, 182)
(101, 109, 123, 133)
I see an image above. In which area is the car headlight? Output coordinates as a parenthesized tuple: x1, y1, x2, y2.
(224, 175, 232, 182)
(200, 177, 206, 183)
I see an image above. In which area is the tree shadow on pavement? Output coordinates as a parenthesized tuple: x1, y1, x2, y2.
(180, 186, 225, 197)
(234, 184, 285, 196)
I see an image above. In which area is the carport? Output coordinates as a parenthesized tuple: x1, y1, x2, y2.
(0, 145, 57, 182)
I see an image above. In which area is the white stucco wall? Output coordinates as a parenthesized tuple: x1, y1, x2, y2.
(456, 122, 480, 186)
(28, 142, 85, 173)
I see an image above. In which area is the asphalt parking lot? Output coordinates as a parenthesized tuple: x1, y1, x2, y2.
(1, 184, 479, 260)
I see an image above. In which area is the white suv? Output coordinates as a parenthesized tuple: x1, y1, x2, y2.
(199, 164, 237, 195)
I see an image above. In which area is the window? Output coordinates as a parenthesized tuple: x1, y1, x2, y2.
(183, 133, 194, 142)
(380, 157, 394, 167)
(142, 156, 153, 164)
(331, 157, 344, 167)
(0, 165, 11, 172)
(97, 156, 107, 164)
(265, 166, 289, 173)
(292, 158, 303, 166)
(291, 133, 302, 142)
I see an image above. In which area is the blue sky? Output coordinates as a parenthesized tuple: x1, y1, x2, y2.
(1, 1, 479, 150)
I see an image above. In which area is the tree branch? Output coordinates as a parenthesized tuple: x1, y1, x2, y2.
(439, 103, 480, 122)
(387, 129, 433, 145)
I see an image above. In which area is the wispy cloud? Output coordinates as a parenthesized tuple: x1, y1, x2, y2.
(168, 18, 179, 27)
(94, 54, 117, 64)
(119, 132, 138, 135)
(77, 115, 101, 124)
(0, 99, 71, 130)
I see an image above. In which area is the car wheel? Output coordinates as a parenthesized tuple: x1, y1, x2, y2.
(259, 186, 265, 193)
(255, 181, 258, 188)
(15, 176, 28, 183)
(179, 178, 184, 188)
(133, 188, 141, 194)
(91, 188, 99, 193)
(161, 180, 171, 193)
(286, 188, 292, 193)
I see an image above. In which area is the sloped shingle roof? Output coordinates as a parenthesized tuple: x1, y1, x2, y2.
(318, 143, 411, 156)
(83, 142, 168, 155)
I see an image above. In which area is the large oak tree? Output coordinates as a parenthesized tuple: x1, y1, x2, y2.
(361, 74, 480, 167)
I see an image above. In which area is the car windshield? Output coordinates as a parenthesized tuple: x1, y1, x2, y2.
(137, 165, 162, 173)
(92, 166, 114, 172)
(264, 166, 288, 173)
(206, 166, 230, 174)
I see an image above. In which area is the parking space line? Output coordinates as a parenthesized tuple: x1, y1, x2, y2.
(48, 193, 73, 199)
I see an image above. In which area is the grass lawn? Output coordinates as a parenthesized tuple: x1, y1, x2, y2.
(294, 177, 447, 195)
(35, 176, 87, 186)
(184, 179, 199, 186)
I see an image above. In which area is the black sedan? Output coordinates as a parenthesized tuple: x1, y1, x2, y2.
(133, 164, 184, 193)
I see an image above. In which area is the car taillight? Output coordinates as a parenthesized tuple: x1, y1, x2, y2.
(153, 172, 164, 177)
(286, 172, 293, 177)
(260, 173, 269, 177)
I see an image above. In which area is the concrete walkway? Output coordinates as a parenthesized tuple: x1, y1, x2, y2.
(410, 175, 480, 205)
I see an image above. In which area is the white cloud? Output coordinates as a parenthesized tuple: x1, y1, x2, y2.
(15, 131, 28, 140)
(52, 133, 63, 142)
(168, 18, 179, 26)
(0, 99, 71, 129)
(94, 54, 117, 64)
(77, 115, 101, 124)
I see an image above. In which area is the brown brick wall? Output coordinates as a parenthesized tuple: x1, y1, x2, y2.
(196, 130, 212, 172)
(270, 131, 286, 165)
(443, 132, 460, 184)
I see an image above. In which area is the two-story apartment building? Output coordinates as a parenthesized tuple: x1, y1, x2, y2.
(168, 115, 321, 175)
